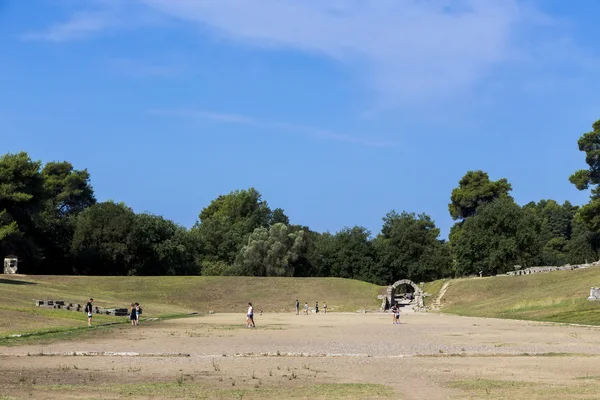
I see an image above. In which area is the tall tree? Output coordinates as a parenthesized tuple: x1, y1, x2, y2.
(128, 213, 195, 276)
(194, 188, 272, 265)
(524, 200, 578, 265)
(449, 170, 512, 221)
(570, 119, 600, 232)
(71, 201, 136, 275)
(0, 152, 45, 270)
(453, 197, 543, 276)
(311, 227, 377, 282)
(235, 223, 305, 276)
(34, 162, 96, 273)
(375, 211, 451, 283)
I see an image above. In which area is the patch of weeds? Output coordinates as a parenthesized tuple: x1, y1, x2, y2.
(212, 358, 221, 372)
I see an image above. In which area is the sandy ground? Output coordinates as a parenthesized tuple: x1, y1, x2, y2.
(2, 311, 600, 399)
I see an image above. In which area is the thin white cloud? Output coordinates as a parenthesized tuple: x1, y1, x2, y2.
(147, 108, 398, 148)
(139, 0, 553, 106)
(21, 0, 595, 109)
(21, 11, 114, 42)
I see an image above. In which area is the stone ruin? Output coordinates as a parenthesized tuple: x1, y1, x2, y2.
(382, 279, 425, 311)
(35, 300, 129, 316)
(588, 288, 600, 301)
(3, 255, 18, 274)
(506, 261, 600, 276)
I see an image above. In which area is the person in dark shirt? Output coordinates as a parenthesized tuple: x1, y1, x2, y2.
(295, 300, 299, 315)
(315, 302, 319, 313)
(85, 298, 93, 327)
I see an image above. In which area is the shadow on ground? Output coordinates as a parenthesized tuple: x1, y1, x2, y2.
(0, 278, 36, 285)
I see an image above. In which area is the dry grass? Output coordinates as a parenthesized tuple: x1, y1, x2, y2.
(442, 267, 600, 325)
(0, 275, 383, 337)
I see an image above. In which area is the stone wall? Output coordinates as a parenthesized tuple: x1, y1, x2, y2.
(506, 261, 600, 276)
(35, 300, 129, 316)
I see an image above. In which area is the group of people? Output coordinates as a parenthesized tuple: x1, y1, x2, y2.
(295, 300, 327, 315)
(129, 302, 142, 326)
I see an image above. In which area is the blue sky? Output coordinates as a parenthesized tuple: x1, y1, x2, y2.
(2, 0, 600, 238)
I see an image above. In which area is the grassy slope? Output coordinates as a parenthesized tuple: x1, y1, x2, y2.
(442, 267, 600, 325)
(422, 279, 448, 307)
(0, 275, 384, 336)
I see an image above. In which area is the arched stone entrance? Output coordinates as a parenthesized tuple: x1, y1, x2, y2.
(383, 279, 424, 310)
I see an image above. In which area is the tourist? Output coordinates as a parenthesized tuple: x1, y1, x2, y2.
(395, 306, 401, 324)
(130, 303, 136, 326)
(323, 302, 327, 314)
(246, 302, 255, 328)
(85, 298, 94, 327)
(295, 299, 300, 315)
(135, 302, 141, 326)
(390, 305, 397, 324)
(315, 301, 319, 313)
(304, 302, 309, 315)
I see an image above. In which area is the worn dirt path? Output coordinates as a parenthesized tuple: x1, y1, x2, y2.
(2, 312, 600, 399)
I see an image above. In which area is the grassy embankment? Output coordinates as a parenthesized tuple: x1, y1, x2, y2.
(440, 267, 600, 325)
(0, 275, 384, 337)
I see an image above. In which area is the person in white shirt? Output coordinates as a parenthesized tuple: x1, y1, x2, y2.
(246, 302, 255, 328)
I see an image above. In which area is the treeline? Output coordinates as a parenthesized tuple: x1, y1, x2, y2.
(2, 119, 600, 283)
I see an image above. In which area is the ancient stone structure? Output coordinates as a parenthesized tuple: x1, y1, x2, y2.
(588, 287, 600, 301)
(506, 262, 600, 276)
(3, 255, 18, 274)
(35, 300, 129, 316)
(383, 279, 424, 310)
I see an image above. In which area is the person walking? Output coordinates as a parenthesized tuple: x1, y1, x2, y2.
(130, 303, 137, 326)
(85, 298, 94, 327)
(304, 302, 309, 315)
(315, 301, 319, 314)
(323, 302, 327, 314)
(295, 299, 300, 315)
(246, 302, 255, 328)
(135, 302, 141, 326)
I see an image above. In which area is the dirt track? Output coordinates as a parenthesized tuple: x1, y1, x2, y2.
(2, 312, 600, 399)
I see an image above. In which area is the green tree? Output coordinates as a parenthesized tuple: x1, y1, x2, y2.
(524, 200, 578, 265)
(270, 208, 290, 225)
(569, 119, 600, 233)
(375, 211, 451, 283)
(34, 162, 96, 274)
(310, 227, 377, 282)
(194, 188, 272, 265)
(449, 170, 512, 221)
(128, 213, 198, 275)
(0, 152, 45, 270)
(71, 201, 136, 275)
(567, 216, 600, 264)
(453, 197, 543, 276)
(235, 223, 305, 276)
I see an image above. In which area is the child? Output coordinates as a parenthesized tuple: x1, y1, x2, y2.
(395, 306, 401, 324)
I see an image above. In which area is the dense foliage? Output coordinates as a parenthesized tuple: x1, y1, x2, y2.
(2, 119, 600, 282)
